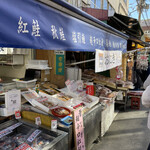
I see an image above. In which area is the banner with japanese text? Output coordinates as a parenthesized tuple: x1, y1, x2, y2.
(95, 49, 122, 72)
(55, 51, 65, 75)
(0, 0, 127, 52)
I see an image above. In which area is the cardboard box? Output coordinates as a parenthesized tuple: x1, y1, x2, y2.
(41, 69, 50, 82)
(35, 69, 50, 82)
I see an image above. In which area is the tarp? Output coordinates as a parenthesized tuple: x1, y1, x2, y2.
(0, 0, 127, 52)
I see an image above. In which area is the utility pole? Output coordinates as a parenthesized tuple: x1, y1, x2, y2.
(137, 0, 149, 23)
(138, 0, 143, 23)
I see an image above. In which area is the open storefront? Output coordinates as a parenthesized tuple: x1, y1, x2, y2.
(0, 0, 129, 150)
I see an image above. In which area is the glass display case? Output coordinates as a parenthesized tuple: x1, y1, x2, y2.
(0, 119, 68, 150)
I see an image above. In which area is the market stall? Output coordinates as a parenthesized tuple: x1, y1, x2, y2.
(0, 0, 129, 150)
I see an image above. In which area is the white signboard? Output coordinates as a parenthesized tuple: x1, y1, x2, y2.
(5, 90, 21, 114)
(95, 49, 122, 72)
(54, 50, 65, 55)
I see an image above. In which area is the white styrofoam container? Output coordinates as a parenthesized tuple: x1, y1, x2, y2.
(0, 82, 16, 91)
(26, 60, 48, 69)
(0, 107, 14, 116)
(13, 79, 37, 88)
(28, 60, 48, 66)
(101, 102, 115, 137)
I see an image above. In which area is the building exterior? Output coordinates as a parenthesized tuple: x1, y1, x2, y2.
(65, 0, 129, 16)
(141, 19, 150, 43)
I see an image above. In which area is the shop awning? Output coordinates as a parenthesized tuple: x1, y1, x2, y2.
(0, 0, 128, 52)
(108, 13, 144, 38)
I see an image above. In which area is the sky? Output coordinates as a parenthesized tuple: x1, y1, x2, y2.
(128, 0, 150, 21)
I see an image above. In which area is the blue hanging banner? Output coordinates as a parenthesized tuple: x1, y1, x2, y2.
(0, 0, 127, 52)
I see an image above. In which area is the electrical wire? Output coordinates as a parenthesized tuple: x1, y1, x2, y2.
(136, 0, 150, 30)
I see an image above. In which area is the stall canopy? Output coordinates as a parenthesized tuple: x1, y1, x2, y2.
(107, 13, 150, 46)
(0, 0, 128, 52)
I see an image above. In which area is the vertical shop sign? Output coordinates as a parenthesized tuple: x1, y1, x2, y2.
(55, 51, 65, 75)
(73, 108, 85, 150)
(95, 49, 122, 72)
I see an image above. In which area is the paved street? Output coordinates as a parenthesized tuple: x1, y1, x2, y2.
(91, 105, 150, 150)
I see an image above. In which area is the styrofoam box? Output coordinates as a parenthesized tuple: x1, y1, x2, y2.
(101, 102, 115, 137)
(13, 79, 37, 88)
(0, 82, 16, 91)
(26, 60, 48, 69)
(0, 108, 14, 116)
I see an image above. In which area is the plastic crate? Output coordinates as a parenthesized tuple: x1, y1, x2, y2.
(0, 82, 16, 92)
(13, 79, 37, 89)
(131, 97, 140, 110)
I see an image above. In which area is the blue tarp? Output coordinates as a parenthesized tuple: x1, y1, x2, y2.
(0, 0, 127, 52)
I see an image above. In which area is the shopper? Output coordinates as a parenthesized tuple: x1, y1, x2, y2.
(142, 85, 150, 150)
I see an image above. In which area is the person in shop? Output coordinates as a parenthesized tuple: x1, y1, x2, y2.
(142, 79, 150, 150)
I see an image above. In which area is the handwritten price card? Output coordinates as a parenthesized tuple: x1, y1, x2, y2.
(73, 108, 85, 150)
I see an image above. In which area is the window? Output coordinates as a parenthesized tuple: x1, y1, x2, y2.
(96, 0, 101, 8)
(90, 0, 101, 8)
(90, 0, 95, 8)
(103, 0, 108, 10)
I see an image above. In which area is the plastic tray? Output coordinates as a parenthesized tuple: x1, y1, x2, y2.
(60, 116, 73, 126)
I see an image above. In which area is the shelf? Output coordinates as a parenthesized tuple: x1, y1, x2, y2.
(94, 80, 107, 86)
(26, 67, 52, 70)
(117, 87, 128, 91)
(0, 63, 24, 66)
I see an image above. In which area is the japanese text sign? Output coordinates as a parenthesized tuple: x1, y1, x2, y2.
(5, 90, 21, 115)
(27, 129, 41, 143)
(0, 0, 127, 52)
(56, 51, 65, 75)
(73, 108, 85, 150)
(95, 49, 122, 72)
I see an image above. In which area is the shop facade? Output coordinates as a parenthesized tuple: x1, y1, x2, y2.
(0, 0, 130, 150)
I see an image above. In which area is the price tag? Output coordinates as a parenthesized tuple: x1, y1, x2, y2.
(15, 109, 21, 119)
(35, 116, 41, 126)
(51, 120, 57, 130)
(27, 129, 41, 143)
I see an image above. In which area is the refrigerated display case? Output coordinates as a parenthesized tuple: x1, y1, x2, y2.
(0, 119, 68, 150)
